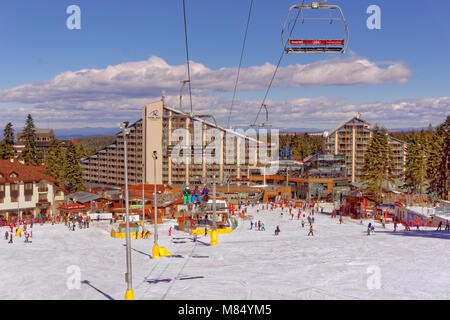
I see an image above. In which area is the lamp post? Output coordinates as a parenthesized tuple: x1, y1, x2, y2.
(142, 162, 145, 227)
(152, 151, 159, 256)
(14, 181, 21, 222)
(212, 175, 217, 230)
(120, 122, 134, 301)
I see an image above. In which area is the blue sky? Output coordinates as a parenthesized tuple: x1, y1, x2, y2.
(0, 0, 449, 131)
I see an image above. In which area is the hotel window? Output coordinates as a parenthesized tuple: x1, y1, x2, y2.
(0, 184, 4, 203)
(38, 182, 48, 193)
(38, 193, 48, 202)
(10, 183, 19, 202)
(25, 183, 33, 201)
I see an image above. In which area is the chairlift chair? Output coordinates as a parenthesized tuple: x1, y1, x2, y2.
(249, 104, 271, 128)
(164, 80, 218, 127)
(282, 1, 349, 54)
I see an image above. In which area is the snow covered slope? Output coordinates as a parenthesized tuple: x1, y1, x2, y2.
(0, 206, 449, 300)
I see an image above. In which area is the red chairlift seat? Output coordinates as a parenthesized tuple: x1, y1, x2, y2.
(282, 2, 349, 54)
(286, 39, 345, 53)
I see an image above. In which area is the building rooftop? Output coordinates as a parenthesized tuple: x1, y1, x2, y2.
(0, 159, 57, 185)
(65, 191, 103, 204)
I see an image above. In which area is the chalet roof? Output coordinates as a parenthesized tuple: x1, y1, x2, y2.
(0, 159, 57, 185)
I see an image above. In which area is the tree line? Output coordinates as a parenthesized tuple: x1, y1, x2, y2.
(362, 116, 449, 201)
(279, 133, 323, 161)
(0, 114, 84, 193)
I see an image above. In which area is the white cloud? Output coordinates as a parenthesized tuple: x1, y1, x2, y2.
(0, 93, 448, 131)
(0, 55, 412, 105)
(0, 55, 445, 131)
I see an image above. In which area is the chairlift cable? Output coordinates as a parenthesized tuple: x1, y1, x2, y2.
(182, 0, 194, 114)
(252, 0, 304, 126)
(227, 0, 254, 129)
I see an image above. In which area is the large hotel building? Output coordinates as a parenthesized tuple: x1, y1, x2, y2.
(81, 97, 272, 188)
(323, 114, 408, 183)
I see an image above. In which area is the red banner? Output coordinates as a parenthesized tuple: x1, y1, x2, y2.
(289, 39, 344, 46)
(59, 204, 87, 210)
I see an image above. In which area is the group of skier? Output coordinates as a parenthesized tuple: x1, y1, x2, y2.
(248, 201, 317, 237)
(4, 222, 33, 244)
(250, 220, 265, 231)
(182, 186, 210, 205)
(65, 215, 90, 231)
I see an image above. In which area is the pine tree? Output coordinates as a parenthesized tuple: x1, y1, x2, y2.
(64, 142, 84, 192)
(45, 139, 66, 187)
(77, 144, 91, 160)
(361, 126, 396, 202)
(0, 122, 15, 159)
(20, 114, 39, 165)
(404, 130, 428, 194)
(427, 116, 450, 199)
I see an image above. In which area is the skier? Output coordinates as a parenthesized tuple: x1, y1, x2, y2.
(367, 223, 372, 235)
(201, 186, 210, 202)
(191, 186, 202, 204)
(446, 220, 449, 231)
(301, 220, 305, 228)
(168, 226, 172, 237)
(394, 221, 397, 232)
(274, 225, 280, 236)
(436, 221, 443, 231)
(250, 221, 253, 230)
(261, 223, 265, 231)
(8, 233, 13, 244)
(182, 186, 191, 205)
(307, 225, 314, 236)
(5, 231, 9, 240)
(339, 216, 343, 224)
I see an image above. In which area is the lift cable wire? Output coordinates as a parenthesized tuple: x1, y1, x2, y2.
(252, 0, 304, 126)
(227, 0, 254, 129)
(183, 0, 194, 114)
